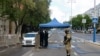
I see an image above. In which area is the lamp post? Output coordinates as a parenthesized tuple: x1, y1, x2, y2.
(69, 0, 73, 30)
(70, 0, 72, 28)
(67, 0, 74, 31)
(67, 0, 76, 28)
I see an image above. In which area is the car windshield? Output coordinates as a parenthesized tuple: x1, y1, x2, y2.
(24, 34, 36, 38)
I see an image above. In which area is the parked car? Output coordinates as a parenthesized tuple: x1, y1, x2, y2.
(22, 32, 38, 46)
(96, 27, 100, 33)
(88, 28, 93, 33)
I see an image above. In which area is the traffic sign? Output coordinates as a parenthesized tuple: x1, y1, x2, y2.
(92, 18, 98, 24)
(82, 19, 86, 23)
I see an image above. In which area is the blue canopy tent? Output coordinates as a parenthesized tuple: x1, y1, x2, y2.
(39, 18, 70, 28)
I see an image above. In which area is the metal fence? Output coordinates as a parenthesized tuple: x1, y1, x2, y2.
(0, 34, 20, 47)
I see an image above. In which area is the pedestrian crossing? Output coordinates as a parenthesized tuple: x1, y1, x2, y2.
(72, 39, 85, 43)
(48, 38, 85, 43)
(48, 35, 86, 44)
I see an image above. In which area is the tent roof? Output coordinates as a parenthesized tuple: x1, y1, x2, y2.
(39, 18, 70, 28)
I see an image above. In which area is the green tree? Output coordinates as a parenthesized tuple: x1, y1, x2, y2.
(71, 16, 78, 30)
(8, 0, 36, 33)
(0, 0, 51, 34)
(70, 14, 92, 30)
(32, 0, 51, 26)
(83, 14, 92, 29)
(71, 14, 83, 30)
(22, 0, 51, 29)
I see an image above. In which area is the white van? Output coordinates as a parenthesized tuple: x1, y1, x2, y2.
(22, 32, 37, 46)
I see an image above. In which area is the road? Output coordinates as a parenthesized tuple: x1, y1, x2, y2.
(0, 29, 76, 56)
(0, 29, 100, 56)
(72, 32, 100, 56)
(72, 33, 100, 42)
(0, 46, 32, 56)
(49, 30, 100, 56)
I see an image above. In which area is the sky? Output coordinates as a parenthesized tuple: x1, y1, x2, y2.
(49, 0, 100, 23)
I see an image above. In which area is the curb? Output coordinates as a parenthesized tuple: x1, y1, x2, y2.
(87, 41, 100, 46)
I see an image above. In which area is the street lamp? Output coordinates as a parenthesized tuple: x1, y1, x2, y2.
(67, 0, 76, 30)
(70, 0, 73, 30)
(66, 0, 73, 32)
(94, 0, 96, 17)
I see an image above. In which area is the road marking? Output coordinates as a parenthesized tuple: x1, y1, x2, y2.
(49, 40, 63, 43)
(72, 41, 76, 42)
(29, 53, 34, 56)
(71, 45, 75, 48)
(72, 36, 86, 43)
(74, 52, 78, 56)
(12, 46, 16, 48)
(22, 50, 33, 56)
(49, 41, 54, 43)
(0, 49, 6, 53)
(54, 41, 58, 43)
(71, 45, 78, 56)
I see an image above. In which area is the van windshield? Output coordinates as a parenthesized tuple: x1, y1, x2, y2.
(24, 34, 36, 38)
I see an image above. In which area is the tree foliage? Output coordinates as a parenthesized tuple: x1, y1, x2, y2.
(83, 14, 92, 29)
(70, 14, 92, 30)
(0, 0, 51, 33)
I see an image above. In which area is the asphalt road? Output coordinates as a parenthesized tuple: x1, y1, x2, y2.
(0, 46, 32, 56)
(1, 29, 100, 56)
(0, 29, 76, 56)
(72, 35, 100, 56)
(49, 29, 100, 56)
(72, 33, 100, 42)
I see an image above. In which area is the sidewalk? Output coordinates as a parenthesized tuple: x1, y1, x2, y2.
(23, 43, 77, 56)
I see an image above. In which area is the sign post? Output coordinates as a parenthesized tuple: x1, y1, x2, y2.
(82, 19, 86, 33)
(92, 17, 98, 42)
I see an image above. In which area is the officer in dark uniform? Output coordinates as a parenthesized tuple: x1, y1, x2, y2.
(44, 30, 49, 48)
(40, 30, 44, 48)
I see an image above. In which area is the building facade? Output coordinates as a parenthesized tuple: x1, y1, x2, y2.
(0, 16, 20, 47)
(84, 3, 100, 32)
(84, 4, 100, 18)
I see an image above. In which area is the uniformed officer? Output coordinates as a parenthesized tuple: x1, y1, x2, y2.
(63, 29, 71, 56)
(44, 30, 49, 48)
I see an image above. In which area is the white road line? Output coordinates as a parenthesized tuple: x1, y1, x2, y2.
(71, 45, 75, 48)
(60, 41, 63, 43)
(71, 45, 78, 56)
(74, 52, 78, 56)
(72, 41, 75, 42)
(54, 41, 58, 43)
(22, 50, 33, 56)
(12, 46, 16, 48)
(0, 49, 6, 53)
(29, 53, 34, 56)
